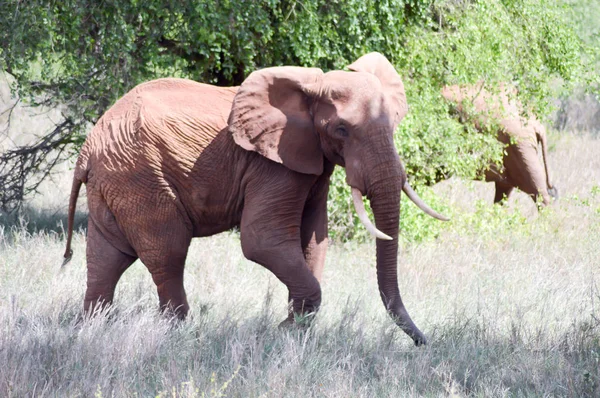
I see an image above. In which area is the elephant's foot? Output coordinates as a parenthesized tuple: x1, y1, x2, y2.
(155, 277, 190, 320)
(159, 302, 190, 321)
(278, 308, 318, 330)
(277, 316, 315, 330)
(277, 316, 296, 329)
(158, 292, 190, 321)
(84, 296, 115, 318)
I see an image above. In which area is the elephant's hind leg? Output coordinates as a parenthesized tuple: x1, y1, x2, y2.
(85, 218, 137, 315)
(146, 252, 191, 320)
(132, 213, 193, 320)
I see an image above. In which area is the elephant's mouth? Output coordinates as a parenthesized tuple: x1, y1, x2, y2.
(349, 184, 367, 197)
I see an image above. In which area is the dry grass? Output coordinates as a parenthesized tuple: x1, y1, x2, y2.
(1, 81, 599, 396)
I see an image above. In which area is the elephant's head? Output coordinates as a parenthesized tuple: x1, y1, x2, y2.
(229, 52, 445, 345)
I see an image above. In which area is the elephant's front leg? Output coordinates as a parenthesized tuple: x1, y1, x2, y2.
(240, 185, 321, 325)
(279, 177, 330, 324)
(301, 175, 330, 282)
(494, 181, 514, 204)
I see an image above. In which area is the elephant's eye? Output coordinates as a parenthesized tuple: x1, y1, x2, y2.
(335, 125, 349, 138)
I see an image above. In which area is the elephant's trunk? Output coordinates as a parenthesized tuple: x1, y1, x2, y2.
(367, 156, 427, 346)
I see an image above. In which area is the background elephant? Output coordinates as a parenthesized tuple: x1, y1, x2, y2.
(63, 53, 447, 346)
(441, 83, 558, 206)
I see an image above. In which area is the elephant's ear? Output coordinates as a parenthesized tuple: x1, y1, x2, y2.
(229, 66, 324, 175)
(347, 52, 408, 125)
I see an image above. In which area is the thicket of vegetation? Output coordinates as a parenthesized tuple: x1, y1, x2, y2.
(554, 0, 600, 133)
(0, 0, 596, 239)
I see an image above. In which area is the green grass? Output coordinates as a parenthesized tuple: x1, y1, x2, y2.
(1, 131, 600, 396)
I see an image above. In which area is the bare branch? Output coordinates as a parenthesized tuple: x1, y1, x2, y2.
(0, 97, 20, 148)
(0, 118, 77, 212)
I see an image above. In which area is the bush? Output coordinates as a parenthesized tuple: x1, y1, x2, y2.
(0, 0, 591, 239)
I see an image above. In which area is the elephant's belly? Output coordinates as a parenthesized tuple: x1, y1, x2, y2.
(187, 197, 242, 237)
(192, 222, 239, 238)
(183, 184, 244, 238)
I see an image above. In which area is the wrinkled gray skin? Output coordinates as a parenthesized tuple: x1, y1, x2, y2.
(442, 83, 557, 206)
(63, 53, 447, 346)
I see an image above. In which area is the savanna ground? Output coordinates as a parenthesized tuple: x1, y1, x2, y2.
(1, 80, 599, 396)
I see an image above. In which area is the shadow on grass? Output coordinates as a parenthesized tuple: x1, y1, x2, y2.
(1, 301, 599, 397)
(0, 205, 88, 235)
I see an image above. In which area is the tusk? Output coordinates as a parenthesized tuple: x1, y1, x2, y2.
(351, 188, 393, 240)
(402, 182, 449, 221)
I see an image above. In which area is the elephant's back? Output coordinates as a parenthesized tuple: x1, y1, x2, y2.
(134, 79, 239, 173)
(135, 78, 237, 149)
(134, 78, 238, 124)
(78, 78, 238, 180)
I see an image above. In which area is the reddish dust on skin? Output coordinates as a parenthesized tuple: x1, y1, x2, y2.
(64, 53, 446, 346)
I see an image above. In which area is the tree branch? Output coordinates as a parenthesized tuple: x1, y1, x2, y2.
(0, 118, 77, 212)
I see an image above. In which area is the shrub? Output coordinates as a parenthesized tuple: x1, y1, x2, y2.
(0, 0, 590, 240)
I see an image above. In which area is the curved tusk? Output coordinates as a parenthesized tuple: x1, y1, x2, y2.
(351, 188, 393, 240)
(402, 182, 449, 221)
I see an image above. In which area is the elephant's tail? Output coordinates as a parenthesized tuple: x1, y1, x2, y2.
(62, 176, 82, 267)
(402, 182, 449, 221)
(536, 128, 554, 191)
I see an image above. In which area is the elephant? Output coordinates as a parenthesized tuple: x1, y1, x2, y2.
(63, 52, 448, 346)
(441, 82, 557, 206)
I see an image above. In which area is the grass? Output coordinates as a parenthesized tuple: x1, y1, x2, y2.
(1, 129, 600, 396)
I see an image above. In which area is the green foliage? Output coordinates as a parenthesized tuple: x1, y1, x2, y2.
(563, 0, 600, 98)
(0, 0, 591, 239)
(565, 0, 600, 59)
(328, 0, 589, 241)
(394, 0, 586, 182)
(327, 169, 367, 242)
